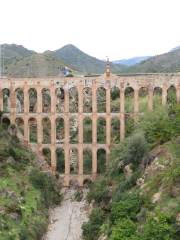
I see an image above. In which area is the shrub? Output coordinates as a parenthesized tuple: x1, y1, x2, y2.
(82, 208, 104, 240)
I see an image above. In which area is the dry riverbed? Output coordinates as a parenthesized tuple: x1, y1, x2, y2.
(43, 188, 89, 240)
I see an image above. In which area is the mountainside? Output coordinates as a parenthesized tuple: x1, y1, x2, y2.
(54, 44, 125, 74)
(113, 56, 151, 66)
(124, 48, 180, 73)
(1, 44, 75, 77)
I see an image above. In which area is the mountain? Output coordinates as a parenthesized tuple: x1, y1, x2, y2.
(1, 45, 75, 77)
(170, 45, 180, 52)
(113, 56, 151, 66)
(54, 44, 125, 74)
(124, 48, 180, 73)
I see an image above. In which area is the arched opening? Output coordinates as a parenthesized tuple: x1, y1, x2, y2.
(83, 87, 92, 113)
(83, 117, 92, 143)
(83, 148, 92, 174)
(69, 87, 78, 113)
(70, 116, 78, 143)
(28, 118, 37, 143)
(42, 88, 51, 113)
(15, 88, 24, 113)
(139, 87, 148, 113)
(83, 178, 92, 187)
(97, 118, 106, 143)
(111, 118, 120, 144)
(97, 149, 106, 174)
(29, 88, 37, 113)
(70, 148, 78, 174)
(42, 148, 51, 166)
(56, 148, 65, 174)
(56, 88, 65, 113)
(56, 118, 64, 143)
(42, 118, 51, 144)
(125, 115, 134, 138)
(153, 87, 162, 109)
(125, 87, 134, 113)
(3, 88, 10, 113)
(2, 117, 10, 129)
(167, 85, 176, 106)
(97, 87, 106, 112)
(15, 118, 24, 136)
(111, 86, 120, 112)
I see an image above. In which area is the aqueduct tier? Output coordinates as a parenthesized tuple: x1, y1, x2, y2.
(0, 73, 180, 186)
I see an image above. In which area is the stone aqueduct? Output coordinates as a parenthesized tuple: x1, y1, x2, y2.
(0, 70, 180, 186)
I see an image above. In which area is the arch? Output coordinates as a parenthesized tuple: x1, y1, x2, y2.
(70, 116, 78, 143)
(2, 88, 10, 113)
(153, 87, 162, 109)
(2, 117, 10, 128)
(42, 88, 51, 113)
(83, 117, 92, 143)
(56, 117, 65, 143)
(125, 87, 134, 113)
(111, 86, 120, 112)
(83, 87, 92, 113)
(167, 85, 177, 106)
(97, 117, 106, 143)
(42, 117, 51, 144)
(139, 87, 148, 113)
(125, 114, 134, 137)
(111, 118, 120, 144)
(42, 148, 51, 166)
(83, 148, 92, 174)
(56, 87, 65, 113)
(56, 148, 65, 174)
(70, 148, 78, 174)
(97, 87, 106, 112)
(69, 87, 78, 113)
(28, 117, 37, 143)
(97, 148, 106, 174)
(29, 88, 37, 113)
(15, 117, 24, 135)
(83, 178, 92, 187)
(15, 88, 24, 113)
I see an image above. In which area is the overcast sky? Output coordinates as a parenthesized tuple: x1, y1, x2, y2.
(1, 0, 180, 60)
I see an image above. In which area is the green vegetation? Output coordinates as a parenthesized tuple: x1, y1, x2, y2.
(82, 101, 180, 240)
(0, 124, 61, 239)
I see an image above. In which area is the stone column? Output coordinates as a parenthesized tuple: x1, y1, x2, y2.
(162, 85, 167, 106)
(120, 89, 125, 141)
(10, 81, 16, 124)
(134, 89, 139, 113)
(106, 117, 111, 146)
(78, 85, 83, 180)
(148, 87, 153, 111)
(120, 113, 125, 141)
(106, 87, 111, 114)
(51, 82, 56, 114)
(37, 115, 42, 145)
(92, 147, 97, 178)
(177, 86, 180, 103)
(37, 85, 42, 113)
(92, 83, 97, 113)
(23, 83, 29, 114)
(51, 145, 56, 172)
(24, 115, 29, 145)
(0, 83, 3, 112)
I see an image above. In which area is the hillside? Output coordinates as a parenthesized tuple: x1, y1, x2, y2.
(54, 44, 125, 74)
(124, 48, 180, 73)
(113, 56, 151, 66)
(82, 102, 180, 240)
(0, 122, 61, 239)
(5, 52, 75, 77)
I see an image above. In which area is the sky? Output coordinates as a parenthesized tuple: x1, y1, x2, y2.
(1, 0, 180, 60)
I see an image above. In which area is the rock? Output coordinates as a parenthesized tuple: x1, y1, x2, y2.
(124, 164, 133, 178)
(9, 212, 20, 221)
(98, 234, 107, 240)
(136, 178, 144, 186)
(6, 156, 16, 164)
(152, 192, 161, 203)
(176, 212, 180, 225)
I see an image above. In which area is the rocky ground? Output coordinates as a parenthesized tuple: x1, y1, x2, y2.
(44, 188, 89, 240)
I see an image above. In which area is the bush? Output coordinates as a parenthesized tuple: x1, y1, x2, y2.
(109, 218, 137, 240)
(82, 208, 104, 240)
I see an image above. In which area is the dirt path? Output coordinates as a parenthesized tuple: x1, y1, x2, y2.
(44, 188, 89, 240)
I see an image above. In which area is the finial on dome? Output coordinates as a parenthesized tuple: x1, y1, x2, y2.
(105, 56, 111, 77)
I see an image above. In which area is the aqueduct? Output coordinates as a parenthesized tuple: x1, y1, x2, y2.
(0, 66, 180, 186)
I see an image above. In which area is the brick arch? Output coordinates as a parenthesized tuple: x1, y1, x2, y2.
(2, 88, 10, 113)
(28, 117, 37, 143)
(15, 117, 24, 136)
